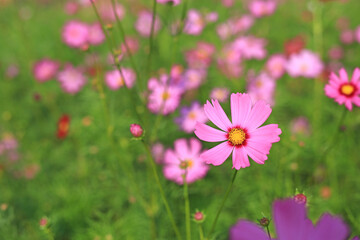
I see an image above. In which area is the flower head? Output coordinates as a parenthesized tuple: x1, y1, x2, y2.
(324, 68, 360, 110)
(194, 93, 281, 170)
(163, 138, 209, 184)
(62, 20, 89, 48)
(176, 102, 208, 133)
(230, 198, 354, 240)
(33, 59, 59, 82)
(105, 68, 136, 90)
(57, 114, 70, 139)
(135, 11, 161, 37)
(286, 50, 324, 78)
(130, 124, 143, 138)
(57, 64, 87, 94)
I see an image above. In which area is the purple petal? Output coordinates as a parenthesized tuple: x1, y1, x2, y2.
(229, 220, 269, 240)
(308, 213, 349, 240)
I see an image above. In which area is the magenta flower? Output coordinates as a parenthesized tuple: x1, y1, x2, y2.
(247, 72, 276, 106)
(57, 64, 87, 94)
(194, 93, 281, 170)
(176, 102, 208, 133)
(286, 50, 324, 78)
(135, 11, 161, 37)
(184, 9, 205, 35)
(355, 26, 360, 43)
(87, 23, 105, 46)
(185, 42, 215, 69)
(230, 198, 356, 240)
(234, 36, 267, 60)
(147, 74, 183, 115)
(105, 68, 136, 90)
(210, 87, 230, 103)
(163, 138, 209, 185)
(324, 68, 360, 110)
(249, 0, 277, 18)
(33, 59, 59, 82)
(62, 20, 89, 48)
(266, 54, 287, 79)
(157, 0, 181, 6)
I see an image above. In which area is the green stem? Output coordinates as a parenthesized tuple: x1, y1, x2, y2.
(198, 224, 204, 240)
(183, 174, 191, 240)
(207, 170, 238, 239)
(266, 226, 271, 239)
(142, 140, 182, 240)
(146, 0, 158, 77)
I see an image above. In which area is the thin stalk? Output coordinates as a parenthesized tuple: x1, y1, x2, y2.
(142, 140, 182, 240)
(146, 0, 158, 77)
(266, 226, 271, 239)
(183, 174, 191, 240)
(198, 224, 204, 240)
(206, 170, 238, 239)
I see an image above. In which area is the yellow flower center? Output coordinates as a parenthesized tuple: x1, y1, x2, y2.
(179, 159, 193, 169)
(162, 91, 170, 100)
(340, 84, 355, 96)
(228, 128, 246, 146)
(188, 111, 197, 120)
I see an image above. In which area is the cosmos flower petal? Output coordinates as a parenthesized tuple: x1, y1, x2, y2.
(274, 199, 313, 240)
(194, 122, 228, 142)
(248, 124, 282, 143)
(232, 147, 250, 170)
(189, 137, 202, 156)
(308, 213, 349, 240)
(244, 100, 272, 130)
(243, 145, 267, 164)
(200, 141, 233, 166)
(204, 100, 230, 131)
(339, 68, 349, 82)
(212, 99, 233, 129)
(229, 220, 269, 240)
(351, 68, 360, 83)
(164, 149, 179, 164)
(246, 140, 272, 155)
(174, 138, 189, 159)
(345, 101, 353, 111)
(231, 93, 252, 127)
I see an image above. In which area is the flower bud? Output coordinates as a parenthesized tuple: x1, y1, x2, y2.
(259, 217, 270, 227)
(193, 210, 205, 223)
(39, 217, 48, 227)
(294, 193, 307, 204)
(130, 124, 143, 138)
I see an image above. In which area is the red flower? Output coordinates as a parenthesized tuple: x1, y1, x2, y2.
(57, 115, 70, 139)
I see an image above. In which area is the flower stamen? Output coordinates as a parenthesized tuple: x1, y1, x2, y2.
(340, 83, 355, 96)
(228, 128, 246, 146)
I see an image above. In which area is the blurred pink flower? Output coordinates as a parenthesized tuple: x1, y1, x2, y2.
(176, 102, 208, 133)
(163, 138, 209, 184)
(210, 88, 230, 102)
(135, 11, 161, 37)
(157, 0, 181, 5)
(249, 0, 277, 18)
(266, 54, 287, 79)
(87, 23, 105, 45)
(217, 44, 243, 78)
(221, 0, 234, 7)
(324, 68, 360, 110)
(6, 64, 19, 79)
(205, 12, 218, 23)
(185, 42, 215, 69)
(147, 75, 183, 115)
(286, 50, 324, 78)
(328, 46, 344, 60)
(290, 117, 311, 136)
(33, 59, 59, 82)
(194, 93, 281, 169)
(184, 9, 205, 35)
(57, 64, 87, 94)
(182, 69, 206, 90)
(152, 142, 165, 164)
(247, 72, 276, 105)
(64, 1, 79, 15)
(99, 2, 125, 22)
(340, 30, 354, 45)
(121, 37, 139, 56)
(105, 68, 136, 90)
(234, 36, 267, 60)
(62, 20, 89, 48)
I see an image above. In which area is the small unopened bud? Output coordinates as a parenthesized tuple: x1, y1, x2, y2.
(294, 193, 307, 204)
(259, 217, 270, 227)
(130, 124, 143, 138)
(39, 217, 48, 228)
(193, 210, 205, 223)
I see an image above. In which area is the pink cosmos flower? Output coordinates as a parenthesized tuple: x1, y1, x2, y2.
(87, 23, 105, 45)
(152, 142, 165, 164)
(33, 59, 59, 82)
(324, 68, 360, 111)
(62, 20, 89, 48)
(290, 117, 311, 136)
(340, 30, 354, 45)
(6, 64, 19, 79)
(176, 102, 208, 133)
(157, 0, 181, 5)
(184, 9, 205, 35)
(217, 43, 243, 78)
(64, 1, 79, 15)
(266, 54, 287, 79)
(163, 138, 209, 184)
(121, 37, 139, 56)
(57, 64, 87, 94)
(286, 50, 324, 78)
(147, 74, 183, 115)
(99, 2, 125, 22)
(249, 0, 277, 18)
(105, 68, 136, 90)
(234, 36, 267, 60)
(328, 46, 344, 60)
(185, 42, 215, 69)
(210, 88, 230, 103)
(230, 198, 356, 240)
(135, 11, 161, 37)
(194, 93, 281, 169)
(182, 69, 206, 90)
(205, 12, 218, 23)
(221, 0, 234, 7)
(247, 72, 276, 106)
